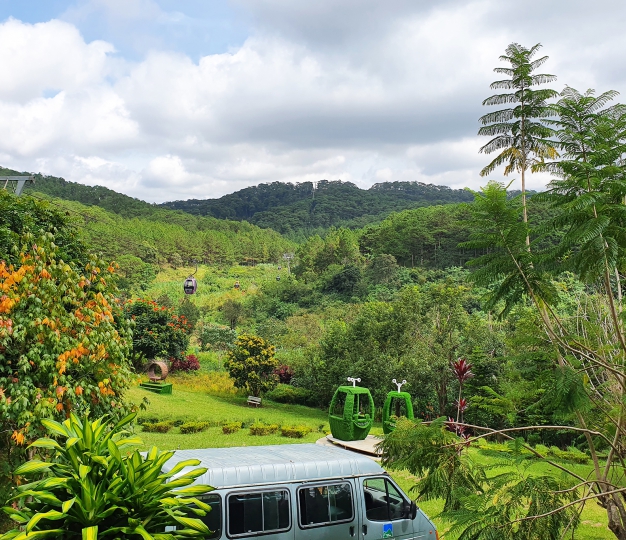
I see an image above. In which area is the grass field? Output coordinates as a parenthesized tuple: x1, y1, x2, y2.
(130, 379, 612, 539)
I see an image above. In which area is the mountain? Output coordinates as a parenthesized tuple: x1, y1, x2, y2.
(160, 180, 475, 236)
(4, 167, 474, 236)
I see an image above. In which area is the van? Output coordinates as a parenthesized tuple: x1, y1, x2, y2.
(163, 443, 438, 539)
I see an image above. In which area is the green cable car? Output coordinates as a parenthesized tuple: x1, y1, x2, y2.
(328, 377, 375, 441)
(382, 379, 414, 434)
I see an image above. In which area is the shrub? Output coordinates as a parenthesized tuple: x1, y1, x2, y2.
(198, 323, 237, 351)
(171, 354, 201, 372)
(142, 421, 173, 433)
(1, 413, 213, 540)
(124, 298, 192, 363)
(274, 365, 294, 384)
(249, 422, 279, 436)
(180, 421, 210, 434)
(547, 445, 589, 464)
(222, 422, 243, 434)
(225, 334, 278, 397)
(137, 416, 160, 425)
(266, 384, 312, 405)
(280, 425, 312, 438)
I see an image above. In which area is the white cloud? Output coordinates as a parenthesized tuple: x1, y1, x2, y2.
(1, 1, 626, 203)
(0, 18, 113, 102)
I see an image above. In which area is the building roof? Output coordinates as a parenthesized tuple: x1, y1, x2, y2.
(162, 443, 383, 489)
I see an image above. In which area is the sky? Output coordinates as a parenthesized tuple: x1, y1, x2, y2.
(0, 0, 625, 203)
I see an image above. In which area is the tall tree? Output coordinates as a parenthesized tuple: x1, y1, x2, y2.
(479, 43, 558, 246)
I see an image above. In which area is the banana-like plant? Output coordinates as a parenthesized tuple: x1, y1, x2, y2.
(1, 413, 214, 540)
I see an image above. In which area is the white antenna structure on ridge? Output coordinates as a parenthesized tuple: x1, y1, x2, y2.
(347, 377, 361, 387)
(392, 378, 407, 392)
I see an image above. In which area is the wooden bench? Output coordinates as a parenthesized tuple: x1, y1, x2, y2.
(247, 396, 262, 407)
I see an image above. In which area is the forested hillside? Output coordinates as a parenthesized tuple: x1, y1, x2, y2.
(1, 189, 295, 294)
(161, 179, 475, 236)
(12, 169, 475, 237)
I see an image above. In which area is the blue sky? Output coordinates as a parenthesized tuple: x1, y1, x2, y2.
(0, 0, 624, 202)
(0, 1, 250, 59)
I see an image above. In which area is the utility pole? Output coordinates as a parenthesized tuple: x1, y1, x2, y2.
(1, 176, 35, 196)
(282, 253, 294, 275)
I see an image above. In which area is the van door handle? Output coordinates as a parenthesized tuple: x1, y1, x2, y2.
(350, 526, 355, 537)
(362, 524, 368, 535)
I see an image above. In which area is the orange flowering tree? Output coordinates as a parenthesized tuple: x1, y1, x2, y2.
(0, 233, 134, 450)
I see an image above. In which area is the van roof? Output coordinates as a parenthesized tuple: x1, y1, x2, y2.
(162, 443, 383, 489)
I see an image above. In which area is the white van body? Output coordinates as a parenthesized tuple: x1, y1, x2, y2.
(163, 443, 438, 540)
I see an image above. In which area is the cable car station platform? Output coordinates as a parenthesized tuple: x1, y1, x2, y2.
(317, 434, 382, 459)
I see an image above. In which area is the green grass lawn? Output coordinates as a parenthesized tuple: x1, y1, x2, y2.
(128, 385, 331, 449)
(129, 383, 612, 539)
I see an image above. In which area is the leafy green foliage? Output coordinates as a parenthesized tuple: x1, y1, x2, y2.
(249, 422, 279, 436)
(224, 334, 278, 397)
(179, 421, 210, 434)
(177, 297, 200, 329)
(197, 323, 236, 351)
(461, 181, 556, 316)
(265, 384, 313, 405)
(1, 413, 214, 540)
(381, 419, 580, 539)
(221, 422, 242, 434)
(141, 421, 174, 433)
(381, 418, 484, 510)
(538, 87, 626, 282)
(123, 299, 192, 364)
(0, 191, 87, 268)
(280, 425, 312, 438)
(360, 204, 475, 269)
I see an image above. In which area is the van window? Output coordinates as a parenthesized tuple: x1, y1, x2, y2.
(227, 490, 290, 536)
(363, 478, 408, 521)
(298, 483, 354, 527)
(199, 494, 222, 539)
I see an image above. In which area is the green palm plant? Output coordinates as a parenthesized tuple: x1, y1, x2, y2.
(1, 413, 214, 540)
(479, 42, 558, 244)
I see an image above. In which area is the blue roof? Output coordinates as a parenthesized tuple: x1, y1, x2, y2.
(162, 444, 383, 489)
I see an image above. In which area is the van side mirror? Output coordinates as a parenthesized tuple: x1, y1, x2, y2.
(402, 500, 418, 520)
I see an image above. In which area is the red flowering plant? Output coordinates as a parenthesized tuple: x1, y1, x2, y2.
(123, 298, 192, 370)
(451, 357, 473, 424)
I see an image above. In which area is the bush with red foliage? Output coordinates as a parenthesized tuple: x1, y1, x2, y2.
(170, 354, 200, 372)
(274, 364, 294, 384)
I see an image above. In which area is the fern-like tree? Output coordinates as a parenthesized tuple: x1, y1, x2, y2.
(381, 87, 626, 539)
(479, 42, 558, 246)
(540, 87, 626, 347)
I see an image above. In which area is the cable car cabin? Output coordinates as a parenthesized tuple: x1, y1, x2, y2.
(382, 391, 414, 435)
(329, 386, 375, 441)
(183, 276, 197, 294)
